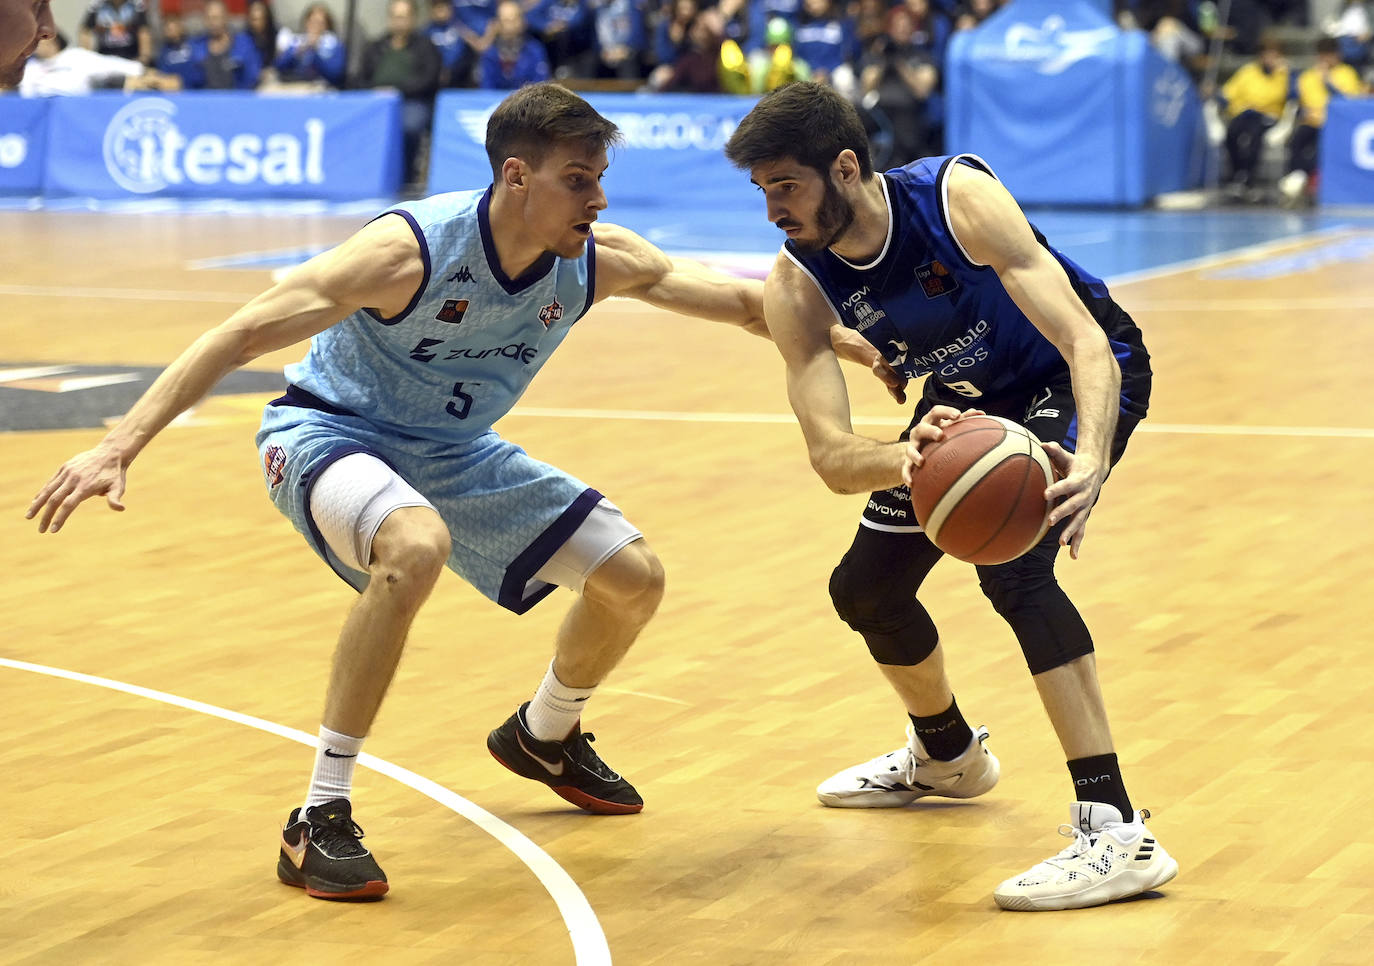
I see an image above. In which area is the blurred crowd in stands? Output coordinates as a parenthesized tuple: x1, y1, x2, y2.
(5, 0, 1372, 197)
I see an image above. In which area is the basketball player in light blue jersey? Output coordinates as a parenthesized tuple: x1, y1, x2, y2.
(725, 83, 1177, 911)
(28, 82, 894, 902)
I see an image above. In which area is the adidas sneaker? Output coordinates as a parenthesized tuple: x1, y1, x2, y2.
(816, 724, 999, 808)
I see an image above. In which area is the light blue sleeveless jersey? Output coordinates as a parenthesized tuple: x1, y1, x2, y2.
(284, 187, 596, 442)
(255, 188, 610, 613)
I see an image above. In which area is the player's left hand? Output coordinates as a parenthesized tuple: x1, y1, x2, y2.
(1041, 441, 1105, 560)
(829, 324, 908, 403)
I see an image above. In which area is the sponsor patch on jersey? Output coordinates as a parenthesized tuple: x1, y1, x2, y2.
(538, 297, 564, 328)
(263, 445, 287, 488)
(436, 299, 469, 324)
(915, 260, 959, 299)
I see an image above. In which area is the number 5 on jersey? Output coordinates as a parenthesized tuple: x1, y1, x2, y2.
(447, 381, 479, 419)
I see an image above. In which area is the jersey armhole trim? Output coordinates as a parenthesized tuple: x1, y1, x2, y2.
(579, 233, 597, 320)
(363, 209, 431, 326)
(937, 154, 997, 271)
(780, 247, 845, 327)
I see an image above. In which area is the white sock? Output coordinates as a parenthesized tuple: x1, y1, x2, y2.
(303, 725, 365, 814)
(525, 660, 597, 741)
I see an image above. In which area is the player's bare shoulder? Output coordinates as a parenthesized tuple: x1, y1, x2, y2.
(589, 223, 673, 302)
(302, 212, 426, 317)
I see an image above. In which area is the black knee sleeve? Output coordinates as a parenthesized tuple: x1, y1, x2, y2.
(829, 553, 940, 666)
(976, 532, 1093, 674)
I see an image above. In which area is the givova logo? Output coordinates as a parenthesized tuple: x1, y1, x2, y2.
(102, 98, 326, 194)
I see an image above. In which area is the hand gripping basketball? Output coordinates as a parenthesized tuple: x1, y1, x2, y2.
(908, 415, 1053, 566)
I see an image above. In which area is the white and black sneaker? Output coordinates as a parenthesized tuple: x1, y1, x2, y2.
(993, 801, 1179, 910)
(816, 724, 999, 808)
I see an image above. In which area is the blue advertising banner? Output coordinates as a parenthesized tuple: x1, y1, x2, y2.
(1319, 99, 1374, 206)
(42, 91, 402, 199)
(0, 97, 50, 194)
(428, 90, 761, 210)
(945, 0, 1202, 205)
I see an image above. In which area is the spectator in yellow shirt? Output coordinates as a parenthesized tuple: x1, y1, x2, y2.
(1279, 36, 1368, 204)
(1219, 35, 1289, 194)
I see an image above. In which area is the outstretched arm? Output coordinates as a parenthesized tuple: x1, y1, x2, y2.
(591, 223, 907, 398)
(947, 163, 1121, 557)
(27, 214, 424, 533)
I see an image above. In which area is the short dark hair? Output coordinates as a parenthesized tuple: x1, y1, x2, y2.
(485, 83, 622, 179)
(1315, 35, 1339, 56)
(724, 82, 873, 179)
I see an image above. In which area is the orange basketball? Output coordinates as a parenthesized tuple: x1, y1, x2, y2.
(909, 415, 1054, 566)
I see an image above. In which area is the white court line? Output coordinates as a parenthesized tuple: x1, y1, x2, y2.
(503, 407, 1374, 439)
(1105, 225, 1359, 287)
(0, 657, 612, 966)
(599, 687, 691, 706)
(0, 284, 255, 304)
(1126, 297, 1374, 311)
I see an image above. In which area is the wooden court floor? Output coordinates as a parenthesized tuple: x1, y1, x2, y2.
(2, 210, 1373, 965)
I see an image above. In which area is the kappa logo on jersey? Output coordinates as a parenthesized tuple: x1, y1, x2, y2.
(263, 445, 287, 488)
(538, 297, 564, 328)
(436, 299, 469, 324)
(916, 261, 959, 299)
(446, 266, 475, 284)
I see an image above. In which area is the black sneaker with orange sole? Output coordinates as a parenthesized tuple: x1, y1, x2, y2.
(277, 799, 389, 900)
(487, 702, 643, 814)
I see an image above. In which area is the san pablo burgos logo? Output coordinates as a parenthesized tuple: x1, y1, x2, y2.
(102, 98, 326, 194)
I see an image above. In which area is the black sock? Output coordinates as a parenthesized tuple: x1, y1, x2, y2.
(909, 697, 974, 761)
(1067, 753, 1134, 819)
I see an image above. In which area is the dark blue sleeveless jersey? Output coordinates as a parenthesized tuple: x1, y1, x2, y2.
(784, 155, 1148, 407)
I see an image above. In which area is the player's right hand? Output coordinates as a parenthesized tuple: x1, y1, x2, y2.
(901, 406, 984, 483)
(26, 445, 128, 533)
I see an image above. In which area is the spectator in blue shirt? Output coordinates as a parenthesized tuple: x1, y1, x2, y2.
(190, 0, 262, 90)
(246, 1, 279, 76)
(747, 0, 802, 53)
(653, 0, 698, 70)
(275, 2, 347, 88)
(525, 0, 596, 77)
(479, 0, 552, 88)
(451, 0, 499, 46)
(793, 0, 858, 93)
(427, 0, 478, 85)
(155, 13, 203, 89)
(591, 0, 647, 79)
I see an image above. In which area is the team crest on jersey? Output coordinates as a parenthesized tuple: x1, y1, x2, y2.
(915, 260, 959, 299)
(263, 445, 287, 488)
(538, 297, 564, 328)
(436, 298, 469, 324)
(850, 298, 887, 332)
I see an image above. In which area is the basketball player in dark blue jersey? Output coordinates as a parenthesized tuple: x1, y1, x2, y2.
(725, 82, 1177, 911)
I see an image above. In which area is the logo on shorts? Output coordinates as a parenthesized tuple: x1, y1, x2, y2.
(436, 298, 469, 324)
(263, 445, 287, 488)
(915, 261, 959, 299)
(538, 297, 564, 328)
